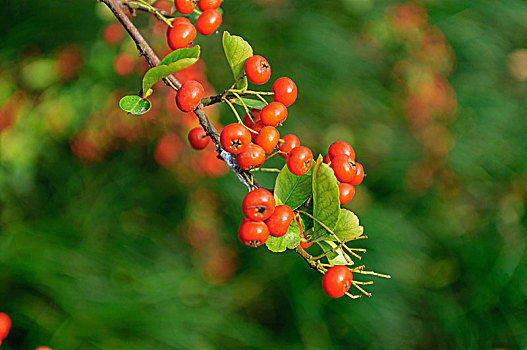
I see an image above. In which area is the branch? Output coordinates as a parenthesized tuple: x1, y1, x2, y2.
(100, 0, 258, 190)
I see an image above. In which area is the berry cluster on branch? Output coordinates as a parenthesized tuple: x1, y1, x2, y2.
(102, 0, 390, 300)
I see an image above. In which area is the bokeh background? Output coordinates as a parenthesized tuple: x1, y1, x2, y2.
(1, 0, 527, 349)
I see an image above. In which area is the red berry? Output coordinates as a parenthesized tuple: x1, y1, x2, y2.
(242, 188, 276, 221)
(196, 9, 222, 35)
(0, 312, 11, 339)
(278, 134, 300, 158)
(272, 77, 297, 107)
(322, 265, 353, 298)
(255, 126, 280, 154)
(198, 0, 222, 11)
(176, 80, 204, 112)
(167, 22, 196, 50)
(174, 0, 195, 14)
(244, 55, 271, 85)
(323, 153, 331, 164)
(328, 141, 355, 161)
(236, 143, 266, 170)
(264, 205, 294, 237)
(330, 155, 355, 183)
(300, 241, 313, 249)
(172, 17, 191, 26)
(348, 162, 364, 185)
(250, 120, 265, 142)
(113, 53, 135, 77)
(287, 146, 313, 176)
(188, 127, 209, 150)
(338, 183, 355, 205)
(238, 220, 270, 247)
(243, 109, 261, 128)
(102, 23, 124, 45)
(220, 123, 252, 154)
(261, 102, 287, 127)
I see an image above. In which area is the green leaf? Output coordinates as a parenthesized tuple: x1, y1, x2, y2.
(265, 219, 301, 253)
(142, 46, 200, 93)
(330, 209, 364, 241)
(119, 95, 152, 116)
(222, 31, 253, 90)
(274, 164, 313, 210)
(318, 241, 352, 265)
(311, 155, 340, 242)
(299, 199, 314, 231)
(231, 97, 266, 110)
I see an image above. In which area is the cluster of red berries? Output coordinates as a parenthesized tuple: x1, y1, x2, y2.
(237, 188, 294, 246)
(167, 0, 223, 50)
(324, 140, 365, 205)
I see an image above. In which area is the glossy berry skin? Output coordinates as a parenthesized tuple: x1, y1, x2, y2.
(348, 162, 365, 185)
(250, 120, 265, 142)
(255, 126, 280, 154)
(338, 183, 355, 205)
(261, 102, 287, 127)
(322, 265, 353, 298)
(196, 10, 222, 35)
(265, 205, 294, 237)
(287, 146, 313, 176)
(176, 80, 204, 112)
(272, 77, 297, 107)
(0, 312, 11, 339)
(238, 220, 270, 247)
(198, 0, 222, 11)
(278, 134, 300, 158)
(188, 127, 209, 150)
(172, 17, 191, 26)
(220, 123, 252, 154)
(330, 155, 356, 183)
(243, 109, 261, 128)
(244, 55, 271, 85)
(167, 22, 197, 50)
(175, 0, 195, 14)
(328, 140, 355, 161)
(242, 188, 276, 221)
(237, 143, 266, 170)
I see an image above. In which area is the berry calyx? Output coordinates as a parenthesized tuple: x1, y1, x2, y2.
(238, 220, 270, 247)
(278, 134, 300, 158)
(220, 123, 252, 154)
(236, 143, 266, 170)
(328, 140, 355, 161)
(287, 146, 313, 176)
(167, 22, 197, 50)
(260, 102, 287, 127)
(198, 0, 222, 11)
(242, 188, 276, 221)
(0, 312, 11, 339)
(174, 0, 195, 15)
(244, 55, 271, 85)
(264, 205, 294, 237)
(330, 155, 355, 183)
(338, 183, 355, 205)
(272, 77, 297, 107)
(243, 109, 261, 128)
(348, 162, 365, 185)
(196, 9, 222, 35)
(322, 265, 353, 298)
(188, 127, 210, 150)
(255, 126, 280, 154)
(176, 80, 204, 112)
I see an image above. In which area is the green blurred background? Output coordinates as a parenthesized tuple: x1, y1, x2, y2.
(1, 0, 527, 349)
